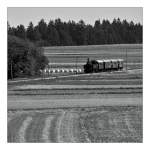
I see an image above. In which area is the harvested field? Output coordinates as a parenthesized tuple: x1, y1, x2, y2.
(8, 106, 142, 143)
(44, 44, 142, 70)
(8, 44, 143, 143)
(8, 69, 142, 110)
(8, 69, 143, 142)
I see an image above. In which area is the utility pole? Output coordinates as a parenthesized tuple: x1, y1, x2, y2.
(10, 60, 13, 79)
(126, 49, 127, 71)
(76, 56, 78, 74)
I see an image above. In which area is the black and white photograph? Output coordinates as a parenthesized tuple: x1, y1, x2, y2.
(7, 7, 143, 143)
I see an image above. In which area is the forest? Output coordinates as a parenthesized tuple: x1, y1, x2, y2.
(8, 18, 142, 47)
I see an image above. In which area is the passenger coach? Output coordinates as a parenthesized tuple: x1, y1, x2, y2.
(84, 58, 123, 73)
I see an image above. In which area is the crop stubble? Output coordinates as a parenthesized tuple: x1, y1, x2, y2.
(8, 44, 143, 142)
(8, 106, 142, 143)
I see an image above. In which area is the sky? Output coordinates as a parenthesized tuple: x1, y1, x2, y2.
(7, 7, 143, 27)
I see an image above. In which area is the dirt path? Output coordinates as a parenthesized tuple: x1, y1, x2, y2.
(8, 93, 142, 110)
(12, 84, 142, 90)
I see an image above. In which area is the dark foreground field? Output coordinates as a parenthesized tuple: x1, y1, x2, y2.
(8, 44, 143, 143)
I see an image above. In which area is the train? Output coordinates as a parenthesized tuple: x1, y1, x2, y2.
(84, 58, 123, 73)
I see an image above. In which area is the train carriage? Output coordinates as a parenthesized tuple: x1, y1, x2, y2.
(118, 59, 124, 70)
(84, 58, 123, 73)
(97, 60, 104, 71)
(103, 59, 112, 71)
(111, 59, 119, 70)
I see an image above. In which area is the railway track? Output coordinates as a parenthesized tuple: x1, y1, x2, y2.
(8, 68, 142, 84)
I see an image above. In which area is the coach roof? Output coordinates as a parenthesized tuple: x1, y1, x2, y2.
(96, 59, 124, 63)
(96, 60, 104, 63)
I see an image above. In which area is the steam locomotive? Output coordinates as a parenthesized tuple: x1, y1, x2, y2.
(84, 58, 123, 73)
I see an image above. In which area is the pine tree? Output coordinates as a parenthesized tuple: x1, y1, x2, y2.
(27, 22, 35, 41)
(15, 24, 26, 39)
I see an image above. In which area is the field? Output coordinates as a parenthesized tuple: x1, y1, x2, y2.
(44, 44, 142, 70)
(8, 44, 143, 143)
(8, 106, 142, 143)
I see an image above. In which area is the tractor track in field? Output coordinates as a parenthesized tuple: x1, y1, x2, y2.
(7, 106, 142, 143)
(8, 114, 27, 142)
(42, 115, 54, 142)
(25, 113, 47, 142)
(18, 116, 32, 142)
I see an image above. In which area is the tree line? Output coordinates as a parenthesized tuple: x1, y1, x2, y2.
(8, 18, 142, 79)
(8, 18, 142, 47)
